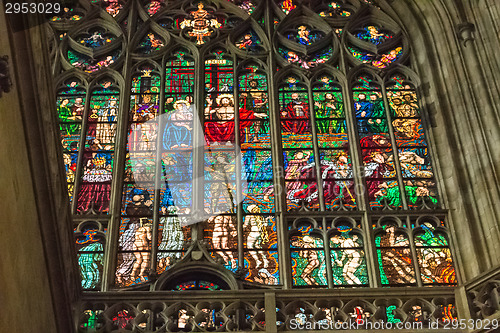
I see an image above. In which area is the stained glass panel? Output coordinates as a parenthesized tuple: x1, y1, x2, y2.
(330, 228, 368, 286)
(51, 0, 453, 292)
(375, 225, 416, 285)
(387, 76, 438, 208)
(290, 225, 327, 286)
(75, 83, 119, 214)
(353, 76, 401, 209)
(415, 223, 456, 284)
(76, 227, 105, 289)
(57, 82, 85, 201)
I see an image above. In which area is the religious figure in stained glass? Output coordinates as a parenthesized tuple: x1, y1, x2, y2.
(332, 236, 361, 283)
(293, 235, 323, 285)
(164, 99, 193, 149)
(239, 86, 269, 143)
(157, 206, 185, 270)
(356, 26, 392, 45)
(244, 204, 271, 266)
(180, 3, 221, 45)
(77, 141, 113, 213)
(77, 229, 104, 289)
(294, 25, 322, 45)
(116, 189, 153, 285)
(415, 223, 455, 284)
(376, 225, 416, 285)
(205, 153, 236, 213)
(314, 92, 344, 134)
(210, 215, 238, 269)
(204, 94, 235, 145)
(281, 93, 310, 134)
(131, 219, 152, 282)
(58, 98, 83, 133)
(236, 32, 262, 52)
(50, 0, 456, 294)
(319, 1, 351, 17)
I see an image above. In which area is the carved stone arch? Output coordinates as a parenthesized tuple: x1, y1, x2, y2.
(88, 69, 126, 90)
(274, 6, 338, 70)
(224, 301, 261, 331)
(344, 4, 403, 44)
(77, 301, 106, 331)
(163, 301, 197, 331)
(228, 18, 270, 57)
(343, 4, 409, 69)
(327, 220, 364, 244)
(343, 298, 377, 320)
(374, 215, 404, 228)
(283, 299, 316, 328)
(129, 20, 170, 58)
(131, 59, 162, 74)
(330, 216, 358, 229)
(162, 40, 199, 64)
(275, 67, 310, 85)
(401, 297, 434, 323)
(192, 300, 227, 330)
(154, 261, 240, 290)
(430, 296, 456, 322)
(383, 64, 421, 88)
(48, 0, 88, 30)
(291, 216, 320, 230)
(275, 6, 335, 52)
(134, 300, 168, 331)
(414, 215, 445, 232)
(61, 18, 126, 73)
(412, 218, 450, 244)
(310, 65, 348, 87)
(75, 219, 106, 234)
(236, 58, 268, 73)
(348, 66, 384, 87)
(54, 71, 89, 90)
(313, 298, 346, 322)
(202, 42, 234, 60)
(373, 297, 405, 321)
(313, 0, 356, 23)
(103, 302, 138, 331)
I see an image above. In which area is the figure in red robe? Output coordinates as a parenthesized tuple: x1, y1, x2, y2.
(204, 94, 235, 145)
(281, 92, 310, 134)
(239, 87, 268, 143)
(360, 135, 395, 200)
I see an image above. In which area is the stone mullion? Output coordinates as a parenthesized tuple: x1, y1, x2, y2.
(102, 82, 129, 291)
(321, 217, 334, 288)
(233, 55, 244, 268)
(307, 82, 333, 287)
(307, 80, 326, 212)
(266, 1, 290, 289)
(101, 5, 137, 291)
(71, 86, 92, 216)
(406, 215, 423, 287)
(193, 48, 204, 244)
(270, 80, 290, 289)
(340, 55, 378, 287)
(380, 83, 409, 210)
(149, 64, 166, 288)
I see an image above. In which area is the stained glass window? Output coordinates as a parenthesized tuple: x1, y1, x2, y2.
(50, 0, 455, 292)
